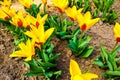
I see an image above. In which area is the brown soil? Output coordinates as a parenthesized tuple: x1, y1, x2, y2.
(0, 0, 120, 80)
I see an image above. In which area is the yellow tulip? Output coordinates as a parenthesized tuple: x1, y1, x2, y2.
(42, 0, 47, 4)
(114, 22, 120, 42)
(19, 0, 33, 9)
(2, 7, 16, 17)
(0, 9, 10, 20)
(52, 0, 68, 13)
(30, 14, 48, 28)
(65, 6, 83, 21)
(10, 10, 28, 27)
(25, 25, 54, 45)
(70, 59, 98, 80)
(10, 39, 35, 61)
(77, 11, 100, 31)
(0, 0, 11, 7)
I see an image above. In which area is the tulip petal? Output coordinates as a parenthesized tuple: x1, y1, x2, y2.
(70, 59, 81, 77)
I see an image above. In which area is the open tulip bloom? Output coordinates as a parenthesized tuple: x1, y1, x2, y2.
(77, 11, 100, 31)
(65, 6, 83, 21)
(19, 0, 33, 9)
(0, 0, 11, 8)
(52, 0, 68, 13)
(25, 25, 54, 45)
(70, 59, 98, 80)
(10, 39, 35, 61)
(114, 22, 120, 42)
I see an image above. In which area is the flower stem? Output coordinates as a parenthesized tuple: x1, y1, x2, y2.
(44, 4, 46, 14)
(72, 21, 74, 32)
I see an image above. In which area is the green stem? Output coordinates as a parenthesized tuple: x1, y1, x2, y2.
(72, 21, 75, 32)
(80, 31, 84, 39)
(44, 4, 46, 14)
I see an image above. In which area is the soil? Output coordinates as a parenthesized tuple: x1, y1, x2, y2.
(0, 0, 120, 80)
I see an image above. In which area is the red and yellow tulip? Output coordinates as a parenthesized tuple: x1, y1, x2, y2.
(114, 22, 120, 42)
(10, 10, 28, 27)
(19, 0, 33, 9)
(70, 59, 98, 80)
(77, 11, 100, 31)
(42, 0, 47, 4)
(65, 6, 83, 21)
(0, 9, 10, 20)
(25, 25, 54, 45)
(52, 0, 68, 13)
(2, 7, 16, 17)
(30, 14, 48, 28)
(10, 39, 35, 61)
(0, 0, 11, 8)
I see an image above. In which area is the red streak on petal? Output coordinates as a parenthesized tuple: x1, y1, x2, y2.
(4, 16, 9, 20)
(69, 17, 74, 21)
(81, 24, 87, 31)
(17, 19, 23, 27)
(116, 38, 120, 42)
(26, 25, 30, 28)
(36, 21, 39, 28)
(57, 7, 63, 13)
(35, 42, 43, 45)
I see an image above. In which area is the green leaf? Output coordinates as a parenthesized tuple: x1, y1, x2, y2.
(93, 56, 105, 68)
(78, 36, 92, 48)
(111, 46, 120, 57)
(80, 46, 94, 58)
(104, 71, 120, 77)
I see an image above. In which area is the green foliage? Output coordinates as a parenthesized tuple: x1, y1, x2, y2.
(68, 0, 91, 12)
(5, 25, 28, 46)
(93, 44, 120, 79)
(25, 4, 42, 17)
(68, 33, 94, 58)
(46, 15, 74, 39)
(93, 0, 118, 23)
(68, 0, 118, 24)
(24, 44, 61, 80)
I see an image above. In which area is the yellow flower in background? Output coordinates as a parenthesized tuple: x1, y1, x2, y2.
(42, 0, 47, 4)
(30, 14, 48, 28)
(10, 39, 35, 61)
(77, 11, 100, 31)
(25, 25, 54, 45)
(65, 6, 83, 21)
(70, 59, 98, 80)
(52, 0, 68, 13)
(0, 9, 10, 20)
(0, 0, 11, 7)
(19, 0, 33, 9)
(114, 22, 120, 42)
(10, 10, 27, 27)
(2, 7, 16, 17)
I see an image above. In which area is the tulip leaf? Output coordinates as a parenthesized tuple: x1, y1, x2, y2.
(80, 46, 94, 58)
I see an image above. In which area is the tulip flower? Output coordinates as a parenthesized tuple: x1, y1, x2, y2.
(52, 0, 68, 13)
(25, 25, 54, 45)
(70, 59, 98, 80)
(30, 14, 48, 28)
(10, 10, 28, 27)
(0, 9, 10, 20)
(19, 0, 33, 9)
(0, 0, 11, 7)
(65, 6, 83, 21)
(10, 39, 35, 61)
(114, 22, 120, 42)
(2, 7, 16, 17)
(42, 0, 47, 4)
(77, 11, 100, 31)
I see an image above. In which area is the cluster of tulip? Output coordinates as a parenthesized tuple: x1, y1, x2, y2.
(0, 0, 120, 80)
